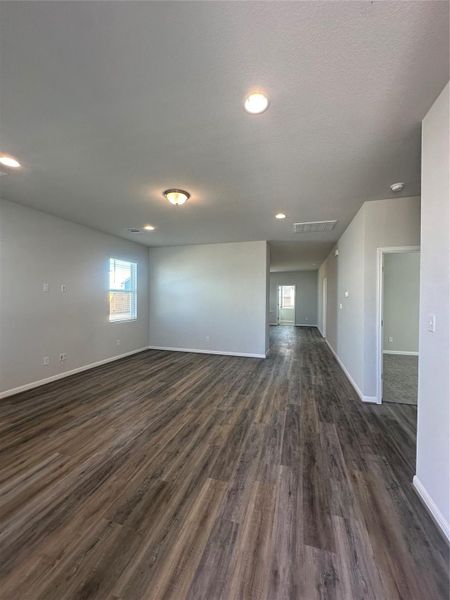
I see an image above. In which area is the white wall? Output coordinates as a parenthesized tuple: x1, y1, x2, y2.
(269, 270, 318, 326)
(362, 196, 421, 395)
(383, 252, 420, 353)
(0, 199, 149, 396)
(336, 207, 366, 393)
(318, 248, 338, 349)
(317, 196, 420, 401)
(415, 83, 450, 539)
(148, 241, 268, 357)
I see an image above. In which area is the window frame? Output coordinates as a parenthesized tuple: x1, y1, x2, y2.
(108, 258, 138, 323)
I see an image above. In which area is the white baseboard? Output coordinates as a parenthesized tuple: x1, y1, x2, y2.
(413, 475, 450, 542)
(0, 347, 148, 400)
(148, 345, 267, 359)
(383, 350, 419, 356)
(325, 340, 379, 404)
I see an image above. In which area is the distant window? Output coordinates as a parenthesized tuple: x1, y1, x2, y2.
(280, 285, 295, 309)
(109, 258, 137, 322)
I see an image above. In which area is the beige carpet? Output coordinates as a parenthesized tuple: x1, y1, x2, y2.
(383, 353, 418, 405)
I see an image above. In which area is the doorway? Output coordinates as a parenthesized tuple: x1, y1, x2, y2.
(277, 285, 296, 325)
(376, 247, 420, 404)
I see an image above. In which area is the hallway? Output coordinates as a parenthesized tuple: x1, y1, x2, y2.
(0, 327, 448, 599)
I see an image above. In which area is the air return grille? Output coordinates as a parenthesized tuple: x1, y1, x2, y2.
(293, 220, 337, 233)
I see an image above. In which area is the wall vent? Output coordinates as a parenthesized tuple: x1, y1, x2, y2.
(293, 220, 337, 233)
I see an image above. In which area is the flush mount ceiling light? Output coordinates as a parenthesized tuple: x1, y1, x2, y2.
(0, 154, 21, 168)
(144, 224, 155, 231)
(244, 92, 270, 114)
(163, 189, 190, 206)
(275, 213, 286, 219)
(390, 182, 405, 193)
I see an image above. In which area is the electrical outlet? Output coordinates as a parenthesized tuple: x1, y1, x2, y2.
(339, 303, 343, 310)
(42, 283, 49, 292)
(43, 356, 50, 365)
(59, 353, 67, 362)
(205, 335, 210, 342)
(116, 339, 121, 346)
(389, 336, 393, 344)
(60, 284, 67, 293)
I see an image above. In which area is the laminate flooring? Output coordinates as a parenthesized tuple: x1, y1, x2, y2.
(0, 326, 448, 599)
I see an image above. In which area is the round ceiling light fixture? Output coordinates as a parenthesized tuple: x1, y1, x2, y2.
(275, 213, 286, 219)
(163, 188, 190, 206)
(0, 154, 21, 168)
(244, 92, 270, 115)
(390, 182, 405, 193)
(144, 224, 155, 231)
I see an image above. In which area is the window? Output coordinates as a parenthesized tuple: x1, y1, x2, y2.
(109, 258, 137, 322)
(280, 285, 295, 309)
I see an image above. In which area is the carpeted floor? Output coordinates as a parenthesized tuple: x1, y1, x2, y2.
(383, 353, 418, 404)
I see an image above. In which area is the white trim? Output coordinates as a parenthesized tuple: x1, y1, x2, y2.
(0, 347, 148, 400)
(383, 350, 419, 356)
(148, 345, 267, 359)
(413, 475, 450, 542)
(376, 245, 420, 404)
(325, 340, 379, 404)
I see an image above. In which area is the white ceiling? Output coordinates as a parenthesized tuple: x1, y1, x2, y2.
(269, 241, 332, 273)
(1, 2, 448, 271)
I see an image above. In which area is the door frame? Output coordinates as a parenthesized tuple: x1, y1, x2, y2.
(375, 246, 420, 404)
(277, 284, 296, 325)
(322, 277, 327, 338)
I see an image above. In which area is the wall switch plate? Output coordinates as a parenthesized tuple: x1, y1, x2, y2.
(334, 249, 339, 257)
(339, 303, 343, 310)
(116, 339, 121, 346)
(344, 290, 349, 298)
(389, 336, 393, 343)
(59, 353, 67, 361)
(427, 314, 436, 333)
(43, 356, 50, 365)
(42, 283, 49, 292)
(60, 284, 67, 293)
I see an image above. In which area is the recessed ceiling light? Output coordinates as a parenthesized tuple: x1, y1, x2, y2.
(144, 224, 155, 231)
(244, 92, 270, 115)
(390, 182, 405, 193)
(275, 213, 286, 219)
(163, 189, 190, 206)
(0, 154, 21, 168)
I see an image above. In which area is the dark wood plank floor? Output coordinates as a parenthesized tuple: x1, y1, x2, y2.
(0, 326, 448, 599)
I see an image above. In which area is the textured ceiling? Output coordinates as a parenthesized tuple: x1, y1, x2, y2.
(269, 241, 333, 273)
(1, 1, 448, 270)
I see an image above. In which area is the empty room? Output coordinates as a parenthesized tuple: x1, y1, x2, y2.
(0, 2, 449, 599)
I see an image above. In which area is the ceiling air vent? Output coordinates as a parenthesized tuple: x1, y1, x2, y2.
(127, 227, 141, 233)
(293, 220, 337, 233)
